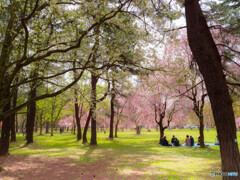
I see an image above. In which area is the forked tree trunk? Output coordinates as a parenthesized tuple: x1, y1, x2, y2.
(26, 86, 36, 144)
(185, 0, 240, 174)
(82, 110, 92, 144)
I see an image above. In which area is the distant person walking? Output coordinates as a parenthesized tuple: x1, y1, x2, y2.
(185, 135, 191, 146)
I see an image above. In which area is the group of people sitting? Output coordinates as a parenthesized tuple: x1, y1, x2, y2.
(185, 135, 195, 147)
(159, 135, 199, 147)
(159, 135, 219, 147)
(159, 135, 180, 146)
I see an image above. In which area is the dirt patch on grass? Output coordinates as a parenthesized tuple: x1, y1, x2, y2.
(0, 154, 146, 180)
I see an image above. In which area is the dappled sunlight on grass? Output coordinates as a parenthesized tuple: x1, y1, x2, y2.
(8, 128, 239, 179)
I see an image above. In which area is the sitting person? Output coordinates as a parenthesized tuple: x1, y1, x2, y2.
(173, 138, 180, 146)
(185, 135, 191, 146)
(190, 136, 194, 147)
(197, 136, 200, 145)
(171, 135, 176, 144)
(215, 135, 219, 145)
(162, 136, 171, 146)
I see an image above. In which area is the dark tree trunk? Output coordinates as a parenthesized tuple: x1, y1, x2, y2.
(0, 91, 11, 155)
(35, 121, 38, 133)
(50, 121, 54, 136)
(136, 126, 141, 135)
(73, 123, 76, 135)
(109, 82, 115, 139)
(75, 103, 81, 141)
(10, 113, 16, 142)
(45, 122, 49, 134)
(26, 86, 36, 144)
(90, 74, 97, 145)
(40, 124, 42, 135)
(82, 109, 92, 144)
(21, 119, 26, 134)
(159, 124, 164, 144)
(185, 0, 240, 174)
(199, 116, 205, 148)
(73, 60, 82, 141)
(115, 123, 118, 138)
(15, 114, 18, 133)
(10, 89, 17, 142)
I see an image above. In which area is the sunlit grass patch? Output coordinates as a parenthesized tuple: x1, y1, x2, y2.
(8, 128, 239, 179)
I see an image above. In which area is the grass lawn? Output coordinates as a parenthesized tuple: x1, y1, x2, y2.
(4, 128, 240, 179)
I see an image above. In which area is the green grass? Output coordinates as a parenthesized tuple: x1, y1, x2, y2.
(9, 128, 239, 179)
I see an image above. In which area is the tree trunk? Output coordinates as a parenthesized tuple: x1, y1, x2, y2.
(15, 114, 18, 133)
(159, 124, 164, 144)
(46, 122, 49, 134)
(82, 110, 92, 144)
(50, 121, 54, 136)
(40, 124, 42, 135)
(35, 121, 38, 133)
(10, 89, 17, 142)
(115, 123, 118, 138)
(199, 116, 205, 148)
(185, 0, 240, 174)
(73, 123, 76, 135)
(21, 119, 26, 134)
(109, 83, 115, 139)
(26, 86, 36, 144)
(90, 74, 97, 145)
(0, 91, 11, 155)
(75, 102, 82, 141)
(136, 126, 141, 135)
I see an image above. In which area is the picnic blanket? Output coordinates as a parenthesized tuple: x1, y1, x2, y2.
(182, 143, 219, 147)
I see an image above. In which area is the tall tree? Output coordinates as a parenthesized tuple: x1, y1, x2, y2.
(109, 80, 116, 139)
(185, 0, 240, 174)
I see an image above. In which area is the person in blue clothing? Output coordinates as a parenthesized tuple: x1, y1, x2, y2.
(190, 136, 194, 147)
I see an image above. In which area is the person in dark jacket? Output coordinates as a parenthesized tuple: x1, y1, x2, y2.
(171, 135, 176, 144)
(173, 138, 180, 146)
(190, 136, 194, 147)
(197, 136, 200, 145)
(162, 136, 170, 146)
